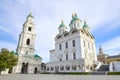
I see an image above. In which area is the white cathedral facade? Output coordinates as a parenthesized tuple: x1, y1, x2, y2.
(46, 13, 98, 73)
(12, 13, 42, 74)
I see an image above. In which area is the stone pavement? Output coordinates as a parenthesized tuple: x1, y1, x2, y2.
(0, 74, 120, 80)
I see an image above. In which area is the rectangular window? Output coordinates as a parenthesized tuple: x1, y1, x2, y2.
(92, 44, 94, 50)
(28, 27, 32, 31)
(66, 42, 68, 49)
(73, 40, 75, 47)
(59, 44, 61, 50)
(66, 54, 68, 60)
(84, 40, 85, 47)
(88, 42, 90, 49)
(73, 53, 76, 59)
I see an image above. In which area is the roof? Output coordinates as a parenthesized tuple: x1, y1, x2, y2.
(34, 54, 41, 58)
(107, 55, 120, 59)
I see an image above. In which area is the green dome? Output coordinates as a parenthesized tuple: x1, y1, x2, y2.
(59, 20, 66, 28)
(10, 51, 18, 56)
(83, 21, 89, 29)
(34, 54, 41, 58)
(70, 13, 81, 24)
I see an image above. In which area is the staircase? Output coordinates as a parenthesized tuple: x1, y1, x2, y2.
(90, 64, 109, 75)
(97, 64, 109, 71)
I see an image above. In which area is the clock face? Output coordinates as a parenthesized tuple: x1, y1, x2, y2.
(58, 54, 63, 58)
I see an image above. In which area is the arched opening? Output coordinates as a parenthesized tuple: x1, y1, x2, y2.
(34, 67, 37, 74)
(55, 66, 59, 74)
(64, 33, 69, 37)
(28, 27, 32, 31)
(26, 39, 30, 45)
(21, 62, 25, 74)
(71, 30, 78, 34)
(8, 67, 13, 73)
(25, 63, 28, 73)
(57, 36, 62, 39)
(21, 62, 28, 74)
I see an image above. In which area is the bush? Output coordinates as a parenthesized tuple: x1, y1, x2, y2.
(107, 72, 120, 75)
(57, 72, 90, 75)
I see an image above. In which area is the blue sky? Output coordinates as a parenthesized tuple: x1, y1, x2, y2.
(0, 0, 120, 62)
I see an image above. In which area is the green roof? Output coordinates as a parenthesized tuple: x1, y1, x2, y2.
(83, 21, 89, 29)
(34, 54, 41, 58)
(59, 20, 66, 28)
(70, 13, 81, 24)
(10, 51, 18, 55)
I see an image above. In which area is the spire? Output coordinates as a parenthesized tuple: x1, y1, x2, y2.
(27, 12, 34, 19)
(99, 45, 103, 54)
(61, 20, 64, 24)
(72, 12, 75, 19)
(75, 13, 77, 17)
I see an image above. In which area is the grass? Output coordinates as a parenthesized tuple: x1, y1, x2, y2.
(107, 72, 120, 75)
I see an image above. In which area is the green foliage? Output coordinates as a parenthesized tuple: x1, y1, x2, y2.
(0, 48, 18, 73)
(107, 72, 120, 75)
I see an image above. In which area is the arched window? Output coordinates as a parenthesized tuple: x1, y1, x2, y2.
(57, 36, 62, 39)
(26, 39, 30, 45)
(64, 33, 69, 37)
(28, 27, 32, 31)
(71, 30, 78, 34)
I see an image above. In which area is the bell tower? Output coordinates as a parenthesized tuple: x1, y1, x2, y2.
(17, 12, 35, 55)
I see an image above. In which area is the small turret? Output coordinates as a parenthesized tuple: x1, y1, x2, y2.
(26, 12, 34, 22)
(99, 45, 103, 54)
(69, 13, 82, 30)
(58, 20, 67, 35)
(83, 21, 90, 32)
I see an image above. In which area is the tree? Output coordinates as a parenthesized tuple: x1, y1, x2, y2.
(0, 48, 18, 74)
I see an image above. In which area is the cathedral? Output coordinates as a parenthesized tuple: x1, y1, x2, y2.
(12, 13, 42, 74)
(46, 13, 98, 73)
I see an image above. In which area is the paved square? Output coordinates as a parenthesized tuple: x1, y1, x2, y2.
(0, 74, 120, 80)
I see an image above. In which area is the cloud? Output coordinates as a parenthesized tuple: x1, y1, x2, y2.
(0, 0, 120, 62)
(0, 41, 16, 51)
(101, 36, 120, 55)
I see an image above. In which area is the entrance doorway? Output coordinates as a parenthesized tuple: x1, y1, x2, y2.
(34, 67, 37, 74)
(21, 62, 28, 74)
(55, 66, 59, 74)
(8, 67, 13, 73)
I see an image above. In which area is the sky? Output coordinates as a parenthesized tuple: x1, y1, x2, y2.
(0, 0, 120, 62)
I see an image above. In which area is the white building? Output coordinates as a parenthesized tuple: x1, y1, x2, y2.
(110, 61, 120, 72)
(46, 13, 98, 73)
(12, 13, 42, 74)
